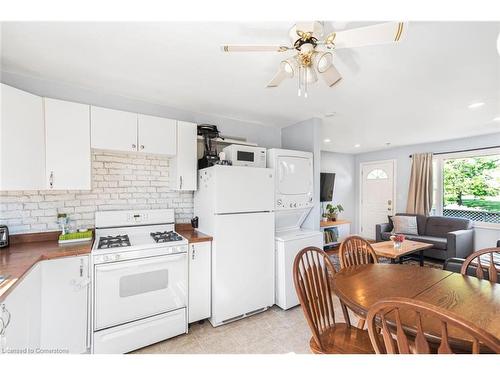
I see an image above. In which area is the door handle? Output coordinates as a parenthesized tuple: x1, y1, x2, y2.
(179, 176, 183, 189)
(49, 171, 54, 189)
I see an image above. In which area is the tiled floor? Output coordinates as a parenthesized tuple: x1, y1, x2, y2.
(133, 298, 358, 354)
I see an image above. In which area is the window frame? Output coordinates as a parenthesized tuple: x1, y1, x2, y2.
(433, 147, 500, 227)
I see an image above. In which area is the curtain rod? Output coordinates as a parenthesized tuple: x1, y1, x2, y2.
(409, 145, 500, 158)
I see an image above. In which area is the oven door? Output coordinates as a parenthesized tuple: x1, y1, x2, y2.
(94, 253, 187, 331)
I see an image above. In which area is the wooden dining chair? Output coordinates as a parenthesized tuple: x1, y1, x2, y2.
(338, 236, 378, 329)
(339, 235, 378, 269)
(293, 246, 374, 354)
(366, 297, 500, 354)
(460, 247, 500, 283)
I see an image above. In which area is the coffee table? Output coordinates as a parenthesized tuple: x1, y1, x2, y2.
(371, 239, 433, 266)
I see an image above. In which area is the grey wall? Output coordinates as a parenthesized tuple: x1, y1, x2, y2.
(354, 133, 500, 249)
(0, 71, 282, 149)
(320, 151, 356, 224)
(281, 117, 322, 231)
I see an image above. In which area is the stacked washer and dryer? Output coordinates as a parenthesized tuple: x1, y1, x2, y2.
(267, 149, 323, 310)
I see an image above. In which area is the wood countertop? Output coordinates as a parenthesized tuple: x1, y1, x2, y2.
(0, 225, 211, 302)
(0, 232, 92, 302)
(175, 224, 213, 244)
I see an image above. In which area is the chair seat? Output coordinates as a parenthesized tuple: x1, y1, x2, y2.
(309, 323, 375, 354)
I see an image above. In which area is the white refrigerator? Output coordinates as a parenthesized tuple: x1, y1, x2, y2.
(194, 166, 275, 327)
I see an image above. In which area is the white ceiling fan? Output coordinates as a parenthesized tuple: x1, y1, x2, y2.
(221, 21, 408, 97)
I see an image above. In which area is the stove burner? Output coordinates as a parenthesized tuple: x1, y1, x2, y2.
(150, 231, 183, 243)
(98, 234, 131, 249)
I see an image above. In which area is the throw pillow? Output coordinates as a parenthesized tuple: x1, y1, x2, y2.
(392, 215, 418, 235)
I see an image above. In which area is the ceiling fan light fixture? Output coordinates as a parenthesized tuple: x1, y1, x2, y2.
(316, 52, 333, 73)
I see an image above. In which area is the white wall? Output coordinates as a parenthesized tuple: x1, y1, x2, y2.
(281, 117, 322, 231)
(320, 151, 356, 224)
(0, 71, 282, 149)
(354, 133, 500, 250)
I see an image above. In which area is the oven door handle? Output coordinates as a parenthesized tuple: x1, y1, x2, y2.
(95, 254, 186, 273)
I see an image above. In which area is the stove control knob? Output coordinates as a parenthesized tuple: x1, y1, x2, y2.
(277, 199, 282, 206)
(115, 254, 121, 261)
(104, 255, 110, 262)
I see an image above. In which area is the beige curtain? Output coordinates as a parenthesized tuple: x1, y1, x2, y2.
(406, 153, 433, 215)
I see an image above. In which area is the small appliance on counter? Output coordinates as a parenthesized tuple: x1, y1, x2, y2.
(0, 225, 9, 248)
(222, 144, 266, 167)
(191, 216, 199, 229)
(197, 124, 221, 169)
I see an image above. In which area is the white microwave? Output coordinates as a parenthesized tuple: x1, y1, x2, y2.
(222, 145, 267, 168)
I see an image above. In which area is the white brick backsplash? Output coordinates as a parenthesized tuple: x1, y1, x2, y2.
(0, 150, 194, 234)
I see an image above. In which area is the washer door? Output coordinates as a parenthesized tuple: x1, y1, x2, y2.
(94, 253, 187, 330)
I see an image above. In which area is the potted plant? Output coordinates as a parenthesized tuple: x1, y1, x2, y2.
(325, 203, 344, 221)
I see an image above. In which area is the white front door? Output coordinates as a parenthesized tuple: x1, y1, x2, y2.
(360, 160, 396, 240)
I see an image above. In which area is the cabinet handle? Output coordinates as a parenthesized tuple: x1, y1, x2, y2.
(49, 171, 54, 189)
(140, 145, 145, 150)
(180, 176, 183, 189)
(132, 144, 136, 149)
(0, 304, 11, 335)
(192, 245, 195, 260)
(79, 258, 84, 277)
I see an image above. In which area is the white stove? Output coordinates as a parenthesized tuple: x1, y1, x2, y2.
(91, 209, 188, 354)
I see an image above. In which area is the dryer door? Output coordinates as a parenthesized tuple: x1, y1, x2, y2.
(277, 155, 312, 195)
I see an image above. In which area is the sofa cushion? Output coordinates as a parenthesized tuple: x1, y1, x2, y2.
(425, 216, 472, 238)
(395, 213, 427, 235)
(405, 235, 447, 250)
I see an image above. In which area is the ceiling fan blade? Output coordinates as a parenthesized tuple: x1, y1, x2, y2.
(266, 60, 295, 88)
(324, 22, 408, 48)
(266, 69, 289, 88)
(221, 45, 290, 53)
(320, 64, 342, 87)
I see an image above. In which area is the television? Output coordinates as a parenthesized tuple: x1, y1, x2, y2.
(320, 173, 335, 202)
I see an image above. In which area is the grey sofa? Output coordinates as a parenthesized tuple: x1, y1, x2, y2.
(375, 213, 474, 261)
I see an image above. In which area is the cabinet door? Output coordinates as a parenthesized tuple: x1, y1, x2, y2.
(0, 84, 45, 190)
(137, 114, 176, 155)
(173, 121, 197, 190)
(40, 255, 90, 354)
(188, 241, 211, 323)
(91, 106, 138, 152)
(45, 98, 91, 190)
(1, 264, 41, 352)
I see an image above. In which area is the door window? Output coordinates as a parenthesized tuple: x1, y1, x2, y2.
(366, 169, 388, 180)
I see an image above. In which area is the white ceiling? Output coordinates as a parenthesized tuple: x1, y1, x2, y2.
(1, 21, 499, 153)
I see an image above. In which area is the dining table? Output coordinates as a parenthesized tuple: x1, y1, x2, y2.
(332, 263, 500, 349)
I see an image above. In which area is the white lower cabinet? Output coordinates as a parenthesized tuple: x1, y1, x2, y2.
(40, 255, 90, 354)
(0, 255, 90, 354)
(1, 265, 41, 353)
(188, 241, 211, 323)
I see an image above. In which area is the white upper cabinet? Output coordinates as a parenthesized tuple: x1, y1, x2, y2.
(172, 121, 197, 190)
(91, 106, 138, 152)
(45, 98, 91, 190)
(1, 84, 45, 190)
(137, 114, 176, 155)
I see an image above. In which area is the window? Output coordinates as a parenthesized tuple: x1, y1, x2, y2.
(434, 150, 500, 224)
(366, 169, 388, 180)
